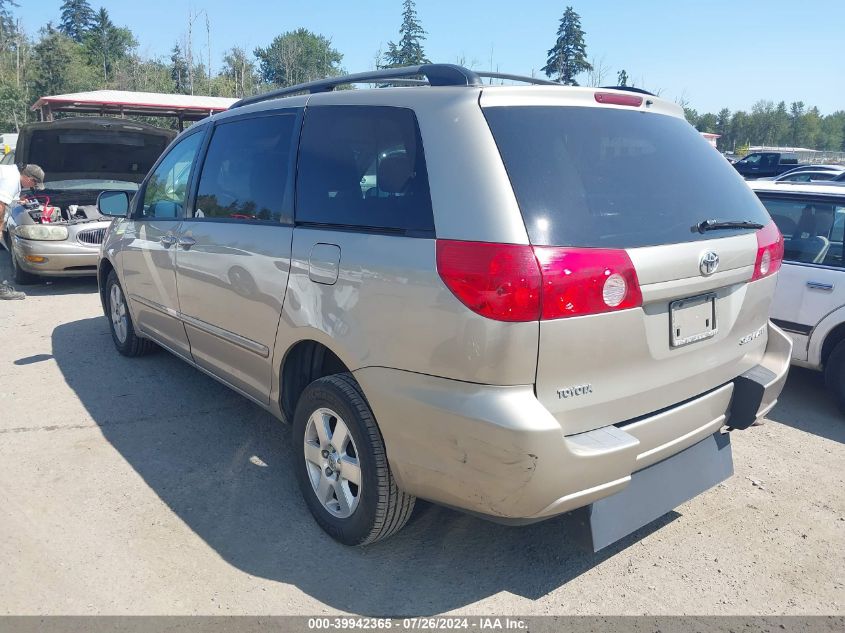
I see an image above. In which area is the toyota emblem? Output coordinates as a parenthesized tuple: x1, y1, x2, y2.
(700, 251, 719, 276)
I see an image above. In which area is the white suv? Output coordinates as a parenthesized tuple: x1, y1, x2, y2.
(751, 180, 845, 409)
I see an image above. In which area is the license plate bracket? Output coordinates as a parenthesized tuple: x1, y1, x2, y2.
(670, 293, 717, 347)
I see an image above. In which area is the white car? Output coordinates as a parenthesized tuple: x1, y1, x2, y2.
(751, 180, 845, 409)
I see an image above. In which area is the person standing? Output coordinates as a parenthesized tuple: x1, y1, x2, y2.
(0, 164, 45, 300)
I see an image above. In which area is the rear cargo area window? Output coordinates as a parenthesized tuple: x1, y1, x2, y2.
(484, 106, 772, 248)
(296, 106, 434, 234)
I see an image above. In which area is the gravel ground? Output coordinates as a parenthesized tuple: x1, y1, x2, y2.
(0, 252, 843, 616)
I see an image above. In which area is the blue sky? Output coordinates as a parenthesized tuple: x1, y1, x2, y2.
(16, 0, 844, 114)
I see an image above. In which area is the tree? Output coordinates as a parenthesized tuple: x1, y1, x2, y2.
(715, 108, 731, 148)
(83, 7, 136, 82)
(59, 0, 94, 43)
(542, 6, 592, 85)
(382, 0, 429, 67)
(221, 46, 257, 97)
(32, 23, 96, 96)
(819, 112, 845, 151)
(616, 69, 628, 86)
(254, 28, 342, 87)
(0, 0, 18, 50)
(170, 43, 188, 93)
(584, 54, 608, 86)
(789, 101, 805, 146)
(731, 110, 751, 149)
(696, 112, 717, 133)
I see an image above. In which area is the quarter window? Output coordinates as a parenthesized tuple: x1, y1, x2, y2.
(140, 131, 203, 219)
(194, 114, 297, 223)
(296, 106, 434, 233)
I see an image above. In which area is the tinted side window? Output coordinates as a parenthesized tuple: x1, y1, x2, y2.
(140, 131, 203, 219)
(296, 106, 434, 233)
(194, 114, 297, 223)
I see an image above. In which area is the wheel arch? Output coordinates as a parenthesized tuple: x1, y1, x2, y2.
(810, 306, 845, 368)
(820, 321, 845, 369)
(97, 257, 115, 315)
(279, 339, 353, 423)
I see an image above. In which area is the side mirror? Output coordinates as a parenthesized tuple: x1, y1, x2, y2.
(97, 190, 130, 217)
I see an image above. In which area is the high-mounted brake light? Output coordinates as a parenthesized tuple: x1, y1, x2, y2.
(594, 92, 643, 107)
(436, 241, 643, 322)
(751, 222, 784, 281)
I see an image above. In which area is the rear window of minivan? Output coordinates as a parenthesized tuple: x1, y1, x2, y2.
(483, 106, 772, 248)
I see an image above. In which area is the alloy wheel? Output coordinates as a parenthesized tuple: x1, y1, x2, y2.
(303, 407, 362, 518)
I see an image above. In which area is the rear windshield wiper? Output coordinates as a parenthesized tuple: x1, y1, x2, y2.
(693, 219, 764, 234)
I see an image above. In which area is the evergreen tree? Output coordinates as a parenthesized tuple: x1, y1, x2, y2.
(715, 108, 731, 147)
(542, 6, 592, 85)
(83, 7, 135, 82)
(59, 0, 94, 43)
(0, 0, 18, 50)
(382, 0, 429, 67)
(170, 43, 188, 93)
(616, 69, 628, 86)
(696, 112, 717, 133)
(789, 101, 805, 146)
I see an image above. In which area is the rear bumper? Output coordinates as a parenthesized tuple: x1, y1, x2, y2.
(355, 321, 792, 523)
(728, 321, 792, 428)
(12, 237, 99, 276)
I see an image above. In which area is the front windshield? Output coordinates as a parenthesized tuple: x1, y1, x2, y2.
(43, 179, 139, 191)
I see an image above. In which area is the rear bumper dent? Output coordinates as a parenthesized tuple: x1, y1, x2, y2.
(354, 320, 791, 523)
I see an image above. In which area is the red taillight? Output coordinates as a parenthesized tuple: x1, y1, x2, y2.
(594, 92, 643, 107)
(751, 222, 784, 281)
(436, 241, 541, 322)
(534, 247, 643, 319)
(436, 240, 642, 322)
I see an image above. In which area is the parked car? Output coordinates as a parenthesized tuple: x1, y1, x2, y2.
(773, 170, 842, 183)
(733, 151, 803, 179)
(776, 164, 844, 177)
(98, 65, 791, 548)
(0, 117, 175, 283)
(751, 180, 845, 409)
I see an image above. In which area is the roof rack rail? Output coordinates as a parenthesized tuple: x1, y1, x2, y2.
(474, 71, 560, 86)
(598, 85, 656, 97)
(231, 64, 482, 109)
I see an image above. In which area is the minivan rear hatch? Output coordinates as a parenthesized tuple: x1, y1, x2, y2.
(481, 88, 778, 435)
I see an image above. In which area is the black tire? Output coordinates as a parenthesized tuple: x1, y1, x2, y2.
(293, 373, 415, 545)
(824, 340, 845, 413)
(10, 245, 39, 285)
(105, 270, 156, 357)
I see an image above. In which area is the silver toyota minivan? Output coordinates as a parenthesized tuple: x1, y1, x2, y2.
(97, 65, 791, 548)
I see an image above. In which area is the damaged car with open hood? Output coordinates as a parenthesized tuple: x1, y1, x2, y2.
(1, 117, 175, 283)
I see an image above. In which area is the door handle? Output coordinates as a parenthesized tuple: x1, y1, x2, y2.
(807, 281, 834, 292)
(177, 236, 196, 249)
(159, 234, 177, 247)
